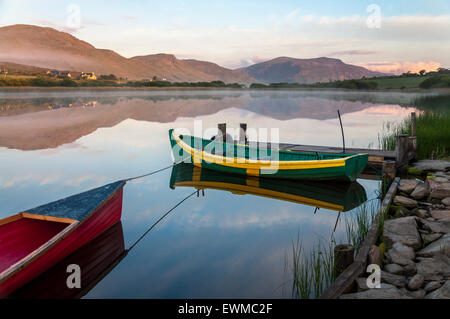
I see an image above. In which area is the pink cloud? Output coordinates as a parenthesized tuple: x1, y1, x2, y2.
(251, 55, 269, 64)
(357, 61, 441, 75)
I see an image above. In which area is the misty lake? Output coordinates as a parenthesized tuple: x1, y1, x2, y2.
(0, 89, 448, 298)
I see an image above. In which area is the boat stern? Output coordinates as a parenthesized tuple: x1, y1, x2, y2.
(344, 154, 369, 182)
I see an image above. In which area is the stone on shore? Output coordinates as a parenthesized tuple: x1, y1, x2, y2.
(398, 180, 419, 194)
(410, 184, 429, 200)
(393, 196, 418, 208)
(383, 263, 403, 275)
(421, 219, 450, 234)
(386, 242, 415, 266)
(381, 270, 406, 288)
(430, 182, 450, 200)
(339, 287, 411, 299)
(430, 210, 450, 221)
(383, 217, 422, 249)
(407, 274, 424, 290)
(412, 208, 428, 218)
(403, 263, 417, 277)
(425, 281, 450, 299)
(413, 160, 450, 172)
(423, 233, 443, 246)
(401, 288, 426, 299)
(391, 206, 411, 218)
(416, 254, 450, 281)
(424, 281, 442, 292)
(417, 233, 450, 257)
(442, 197, 450, 206)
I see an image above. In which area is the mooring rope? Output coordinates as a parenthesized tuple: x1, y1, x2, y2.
(125, 156, 191, 182)
(127, 189, 199, 252)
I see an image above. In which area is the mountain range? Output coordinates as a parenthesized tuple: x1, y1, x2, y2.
(0, 24, 383, 83)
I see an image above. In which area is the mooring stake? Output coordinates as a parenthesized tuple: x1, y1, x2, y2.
(333, 211, 341, 232)
(337, 109, 346, 153)
(333, 244, 355, 277)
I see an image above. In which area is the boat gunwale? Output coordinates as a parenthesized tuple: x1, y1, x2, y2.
(0, 181, 126, 285)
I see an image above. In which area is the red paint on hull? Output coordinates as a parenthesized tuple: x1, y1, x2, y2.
(9, 221, 125, 299)
(0, 187, 124, 298)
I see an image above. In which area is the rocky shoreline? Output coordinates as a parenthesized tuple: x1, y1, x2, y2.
(340, 159, 450, 299)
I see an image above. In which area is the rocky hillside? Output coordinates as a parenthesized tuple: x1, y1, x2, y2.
(240, 56, 384, 83)
(0, 24, 252, 82)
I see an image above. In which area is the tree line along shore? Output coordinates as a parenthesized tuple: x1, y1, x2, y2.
(1, 68, 450, 90)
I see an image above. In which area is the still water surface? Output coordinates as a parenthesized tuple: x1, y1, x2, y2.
(0, 89, 446, 298)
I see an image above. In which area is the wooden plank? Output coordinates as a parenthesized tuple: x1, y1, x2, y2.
(230, 140, 396, 159)
(0, 213, 23, 227)
(358, 173, 381, 181)
(21, 213, 76, 224)
(278, 143, 396, 159)
(368, 155, 385, 163)
(319, 177, 399, 299)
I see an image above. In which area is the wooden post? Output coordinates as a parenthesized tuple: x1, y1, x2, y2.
(334, 244, 354, 277)
(408, 136, 417, 161)
(395, 134, 409, 168)
(382, 160, 396, 180)
(239, 123, 247, 145)
(411, 112, 416, 137)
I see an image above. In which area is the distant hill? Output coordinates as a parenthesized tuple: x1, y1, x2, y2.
(239, 57, 384, 83)
(0, 24, 383, 84)
(0, 61, 48, 75)
(0, 24, 252, 83)
(130, 54, 250, 83)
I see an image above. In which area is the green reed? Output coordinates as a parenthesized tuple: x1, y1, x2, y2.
(288, 200, 380, 299)
(378, 111, 450, 159)
(344, 202, 378, 255)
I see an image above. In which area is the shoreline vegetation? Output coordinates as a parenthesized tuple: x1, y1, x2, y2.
(288, 201, 381, 299)
(379, 112, 450, 160)
(1, 69, 450, 90)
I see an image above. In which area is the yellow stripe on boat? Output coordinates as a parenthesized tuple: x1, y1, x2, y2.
(172, 131, 349, 170)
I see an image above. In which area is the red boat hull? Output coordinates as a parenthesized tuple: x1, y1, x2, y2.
(0, 187, 124, 298)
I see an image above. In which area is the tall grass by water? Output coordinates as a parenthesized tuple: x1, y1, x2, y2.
(344, 202, 378, 255)
(378, 111, 450, 159)
(287, 201, 380, 299)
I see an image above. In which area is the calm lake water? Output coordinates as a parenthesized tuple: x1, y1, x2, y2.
(0, 89, 448, 298)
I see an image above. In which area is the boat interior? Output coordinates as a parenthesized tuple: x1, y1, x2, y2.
(0, 213, 76, 275)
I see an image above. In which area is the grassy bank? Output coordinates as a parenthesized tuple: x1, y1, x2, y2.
(1, 73, 450, 91)
(379, 111, 450, 159)
(360, 76, 432, 90)
(0, 76, 244, 89)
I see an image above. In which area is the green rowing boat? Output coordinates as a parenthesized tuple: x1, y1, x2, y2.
(169, 129, 368, 182)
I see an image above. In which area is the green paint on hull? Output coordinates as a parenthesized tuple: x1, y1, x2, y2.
(168, 129, 368, 182)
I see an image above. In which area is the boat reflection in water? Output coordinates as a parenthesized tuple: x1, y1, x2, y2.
(170, 163, 367, 212)
(7, 221, 125, 299)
